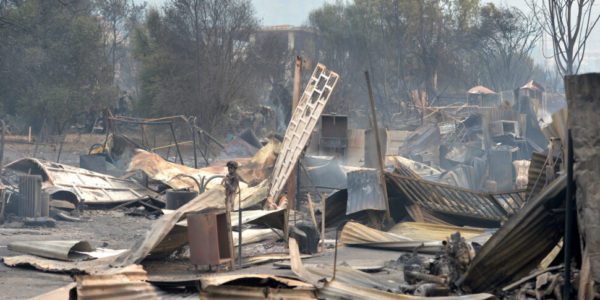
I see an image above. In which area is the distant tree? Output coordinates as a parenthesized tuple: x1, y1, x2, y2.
(475, 4, 541, 90)
(528, 0, 600, 75)
(309, 0, 481, 122)
(133, 0, 259, 133)
(95, 0, 145, 87)
(0, 0, 113, 133)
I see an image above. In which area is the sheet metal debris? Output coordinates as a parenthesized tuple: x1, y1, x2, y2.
(3, 255, 116, 274)
(268, 63, 339, 206)
(75, 264, 161, 300)
(8, 240, 94, 261)
(112, 189, 224, 264)
(387, 172, 524, 224)
(238, 137, 281, 185)
(340, 222, 488, 253)
(126, 149, 228, 191)
(346, 168, 386, 214)
(6, 158, 158, 204)
(288, 238, 495, 300)
(458, 175, 566, 292)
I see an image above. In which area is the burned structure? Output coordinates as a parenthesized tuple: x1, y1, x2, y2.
(0, 58, 595, 300)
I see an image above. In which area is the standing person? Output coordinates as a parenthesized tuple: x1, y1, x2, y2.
(222, 161, 240, 212)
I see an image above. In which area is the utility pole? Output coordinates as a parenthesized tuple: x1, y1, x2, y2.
(286, 56, 302, 220)
(364, 71, 393, 224)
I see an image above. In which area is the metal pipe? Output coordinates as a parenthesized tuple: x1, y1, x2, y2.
(203, 175, 224, 190)
(563, 129, 574, 299)
(169, 123, 184, 165)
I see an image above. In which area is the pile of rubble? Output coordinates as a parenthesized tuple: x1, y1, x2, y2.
(0, 64, 597, 300)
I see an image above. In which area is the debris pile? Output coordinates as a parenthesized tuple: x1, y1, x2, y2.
(0, 64, 595, 300)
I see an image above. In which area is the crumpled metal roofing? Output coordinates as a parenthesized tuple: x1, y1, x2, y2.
(127, 149, 235, 191)
(387, 173, 525, 223)
(458, 175, 566, 292)
(5, 158, 158, 204)
(340, 221, 489, 253)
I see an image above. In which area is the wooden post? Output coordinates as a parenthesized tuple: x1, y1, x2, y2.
(306, 193, 318, 229)
(0, 120, 5, 169)
(286, 56, 302, 213)
(28, 126, 31, 143)
(364, 71, 393, 224)
(321, 192, 326, 253)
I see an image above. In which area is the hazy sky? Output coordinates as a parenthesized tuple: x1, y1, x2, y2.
(140, 0, 600, 71)
(143, 0, 527, 26)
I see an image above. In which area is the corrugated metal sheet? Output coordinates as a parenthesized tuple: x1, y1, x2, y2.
(76, 265, 161, 300)
(387, 173, 525, 223)
(6, 158, 158, 204)
(458, 175, 566, 292)
(340, 221, 488, 253)
(346, 168, 386, 214)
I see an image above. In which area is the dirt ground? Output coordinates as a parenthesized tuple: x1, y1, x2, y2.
(2, 134, 107, 167)
(0, 210, 155, 299)
(0, 208, 395, 299)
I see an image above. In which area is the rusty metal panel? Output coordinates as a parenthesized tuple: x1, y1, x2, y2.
(346, 168, 386, 215)
(187, 210, 232, 266)
(268, 63, 339, 205)
(6, 158, 158, 204)
(187, 212, 219, 266)
(76, 265, 161, 300)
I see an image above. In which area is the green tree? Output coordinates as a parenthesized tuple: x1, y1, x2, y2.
(0, 0, 114, 133)
(133, 0, 260, 133)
